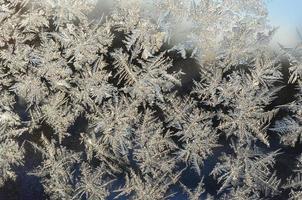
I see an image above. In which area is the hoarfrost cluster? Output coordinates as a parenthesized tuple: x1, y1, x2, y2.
(0, 0, 301, 199)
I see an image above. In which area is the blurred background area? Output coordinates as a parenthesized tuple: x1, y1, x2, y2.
(92, 0, 302, 49)
(268, 0, 302, 48)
